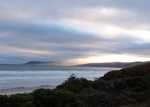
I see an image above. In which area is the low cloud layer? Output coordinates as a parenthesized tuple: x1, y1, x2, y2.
(0, 0, 150, 64)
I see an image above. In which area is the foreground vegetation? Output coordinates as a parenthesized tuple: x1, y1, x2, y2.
(1, 62, 150, 107)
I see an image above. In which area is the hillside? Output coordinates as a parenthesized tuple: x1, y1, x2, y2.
(103, 62, 150, 80)
(0, 62, 150, 107)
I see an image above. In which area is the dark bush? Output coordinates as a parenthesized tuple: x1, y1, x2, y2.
(32, 89, 80, 107)
(56, 75, 93, 93)
(8, 94, 33, 107)
(0, 95, 9, 107)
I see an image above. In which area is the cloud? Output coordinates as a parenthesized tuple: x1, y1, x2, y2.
(56, 6, 150, 41)
(0, 0, 150, 64)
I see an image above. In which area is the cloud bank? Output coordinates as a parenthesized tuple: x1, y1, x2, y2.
(0, 0, 150, 64)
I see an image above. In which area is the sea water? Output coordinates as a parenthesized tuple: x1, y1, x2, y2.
(0, 67, 120, 94)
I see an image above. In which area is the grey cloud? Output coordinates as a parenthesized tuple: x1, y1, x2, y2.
(0, 0, 150, 63)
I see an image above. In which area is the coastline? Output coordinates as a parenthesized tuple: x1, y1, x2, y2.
(0, 85, 54, 95)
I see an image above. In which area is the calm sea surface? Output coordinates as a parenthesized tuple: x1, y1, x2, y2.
(0, 67, 120, 94)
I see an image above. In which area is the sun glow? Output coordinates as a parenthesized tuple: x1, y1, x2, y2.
(69, 54, 150, 65)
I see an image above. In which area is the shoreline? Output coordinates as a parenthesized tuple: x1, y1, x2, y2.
(0, 85, 54, 95)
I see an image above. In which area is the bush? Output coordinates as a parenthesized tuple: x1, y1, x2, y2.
(57, 75, 92, 93)
(32, 89, 80, 107)
(0, 95, 9, 107)
(8, 94, 33, 107)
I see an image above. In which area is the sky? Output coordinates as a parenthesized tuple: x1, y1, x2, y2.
(0, 0, 150, 64)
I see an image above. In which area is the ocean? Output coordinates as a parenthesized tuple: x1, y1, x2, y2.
(0, 67, 120, 94)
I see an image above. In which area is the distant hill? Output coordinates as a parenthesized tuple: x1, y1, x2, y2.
(77, 62, 142, 68)
(24, 61, 65, 66)
(0, 61, 64, 70)
(25, 61, 53, 65)
(0, 61, 146, 70)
